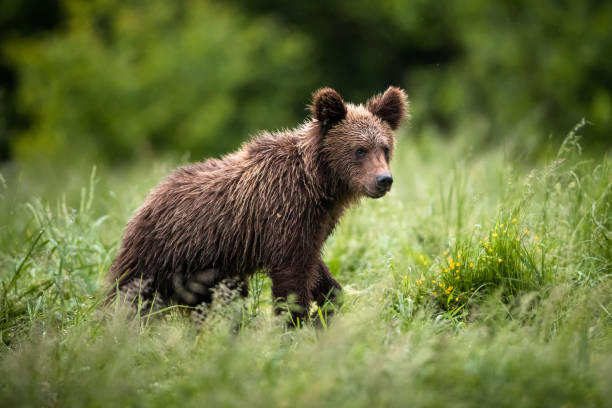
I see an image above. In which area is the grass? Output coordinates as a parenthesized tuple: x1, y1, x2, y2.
(0, 125, 610, 407)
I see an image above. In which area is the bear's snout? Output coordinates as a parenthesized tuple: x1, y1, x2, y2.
(376, 173, 393, 191)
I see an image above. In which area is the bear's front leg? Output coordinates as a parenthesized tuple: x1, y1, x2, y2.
(269, 267, 315, 326)
(312, 259, 343, 306)
(311, 259, 343, 324)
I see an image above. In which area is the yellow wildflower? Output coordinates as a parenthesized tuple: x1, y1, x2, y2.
(419, 255, 424, 260)
(484, 242, 489, 247)
(432, 280, 436, 284)
(455, 297, 459, 302)
(469, 262, 474, 268)
(433, 291, 438, 296)
(534, 236, 539, 241)
(512, 218, 517, 223)
(455, 276, 460, 280)
(444, 268, 449, 273)
(525, 229, 529, 235)
(443, 250, 448, 256)
(488, 248, 493, 253)
(498, 258, 503, 263)
(492, 233, 498, 238)
(423, 261, 428, 266)
(500, 223, 504, 228)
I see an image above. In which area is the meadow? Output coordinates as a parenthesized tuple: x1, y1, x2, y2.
(0, 124, 610, 407)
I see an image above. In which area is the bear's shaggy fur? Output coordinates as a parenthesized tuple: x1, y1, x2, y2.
(108, 87, 408, 322)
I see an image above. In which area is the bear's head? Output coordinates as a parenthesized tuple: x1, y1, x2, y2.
(311, 86, 409, 199)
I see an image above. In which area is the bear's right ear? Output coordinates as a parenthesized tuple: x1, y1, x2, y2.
(310, 88, 347, 131)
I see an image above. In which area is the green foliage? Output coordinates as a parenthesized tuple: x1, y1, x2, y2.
(0, 168, 109, 344)
(387, 126, 611, 326)
(395, 217, 551, 317)
(391, 126, 612, 319)
(4, 0, 612, 162)
(5, 0, 313, 161)
(409, 0, 612, 148)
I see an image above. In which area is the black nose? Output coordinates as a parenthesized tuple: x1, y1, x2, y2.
(376, 174, 393, 190)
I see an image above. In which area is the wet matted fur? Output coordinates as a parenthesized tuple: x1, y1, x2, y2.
(108, 86, 409, 323)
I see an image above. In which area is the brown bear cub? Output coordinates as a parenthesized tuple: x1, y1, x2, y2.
(108, 86, 409, 323)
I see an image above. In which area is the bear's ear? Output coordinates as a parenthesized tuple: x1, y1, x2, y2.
(366, 86, 409, 130)
(310, 87, 347, 131)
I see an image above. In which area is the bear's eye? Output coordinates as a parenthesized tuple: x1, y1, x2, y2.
(383, 147, 390, 161)
(356, 148, 367, 158)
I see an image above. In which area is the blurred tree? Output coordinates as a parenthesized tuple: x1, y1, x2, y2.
(5, 0, 315, 161)
(231, 0, 460, 101)
(432, 0, 612, 149)
(0, 0, 62, 160)
(3, 0, 612, 162)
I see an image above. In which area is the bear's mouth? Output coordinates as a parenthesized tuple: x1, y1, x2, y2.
(365, 187, 390, 199)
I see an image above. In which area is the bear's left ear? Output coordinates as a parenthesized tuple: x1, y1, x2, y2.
(366, 86, 409, 130)
(310, 87, 347, 131)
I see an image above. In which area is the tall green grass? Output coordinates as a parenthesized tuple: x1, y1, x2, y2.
(0, 127, 610, 407)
